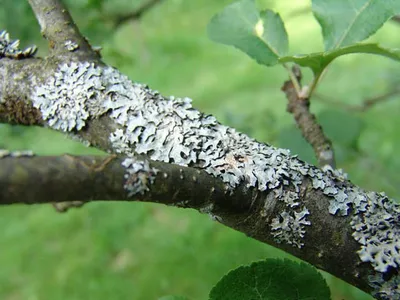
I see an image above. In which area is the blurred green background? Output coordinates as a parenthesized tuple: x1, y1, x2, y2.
(1, 0, 400, 299)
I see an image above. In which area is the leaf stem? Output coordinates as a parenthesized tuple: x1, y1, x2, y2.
(283, 63, 302, 96)
(306, 65, 332, 99)
(305, 71, 323, 99)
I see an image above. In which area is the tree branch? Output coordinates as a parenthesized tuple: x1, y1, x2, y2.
(0, 1, 399, 299)
(27, 0, 100, 60)
(0, 153, 228, 209)
(2, 50, 400, 299)
(315, 87, 400, 112)
(392, 15, 400, 24)
(282, 67, 336, 168)
(113, 0, 164, 29)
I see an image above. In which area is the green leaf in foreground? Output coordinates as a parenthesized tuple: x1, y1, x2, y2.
(209, 259, 331, 300)
(207, 0, 288, 66)
(312, 0, 400, 50)
(280, 43, 400, 76)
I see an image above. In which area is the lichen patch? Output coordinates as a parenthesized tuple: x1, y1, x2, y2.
(122, 158, 158, 197)
(271, 208, 311, 248)
(31, 62, 400, 272)
(0, 30, 37, 59)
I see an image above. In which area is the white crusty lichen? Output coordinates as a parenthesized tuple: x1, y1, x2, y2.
(99, 64, 400, 272)
(313, 166, 400, 274)
(121, 158, 158, 197)
(0, 30, 37, 59)
(271, 208, 311, 248)
(369, 273, 400, 300)
(351, 192, 400, 273)
(32, 62, 400, 275)
(0, 149, 34, 158)
(64, 40, 79, 52)
(32, 62, 110, 131)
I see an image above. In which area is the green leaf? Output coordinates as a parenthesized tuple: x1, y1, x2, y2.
(207, 0, 288, 66)
(312, 0, 400, 50)
(209, 259, 331, 300)
(280, 43, 400, 75)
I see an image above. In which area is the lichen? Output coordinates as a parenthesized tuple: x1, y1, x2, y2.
(271, 207, 311, 248)
(121, 158, 158, 197)
(369, 273, 400, 300)
(0, 149, 34, 158)
(31, 62, 110, 131)
(351, 192, 400, 273)
(64, 40, 79, 52)
(31, 62, 400, 274)
(0, 30, 37, 59)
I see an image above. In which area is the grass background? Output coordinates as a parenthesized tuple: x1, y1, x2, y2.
(1, 0, 400, 299)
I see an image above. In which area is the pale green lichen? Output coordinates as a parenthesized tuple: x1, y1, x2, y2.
(0, 30, 37, 59)
(369, 273, 400, 300)
(31, 62, 400, 273)
(121, 158, 158, 197)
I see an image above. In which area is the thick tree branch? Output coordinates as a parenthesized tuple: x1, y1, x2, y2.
(0, 2, 399, 299)
(1, 51, 400, 299)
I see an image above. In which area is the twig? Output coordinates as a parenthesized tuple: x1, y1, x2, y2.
(283, 63, 302, 96)
(392, 15, 400, 24)
(314, 87, 400, 112)
(27, 0, 100, 60)
(282, 66, 336, 168)
(113, 0, 164, 29)
(286, 7, 310, 19)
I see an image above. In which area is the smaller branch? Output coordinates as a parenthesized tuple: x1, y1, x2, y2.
(282, 67, 336, 168)
(0, 153, 228, 209)
(315, 87, 400, 112)
(28, 0, 99, 60)
(52, 201, 85, 212)
(283, 63, 302, 96)
(113, 0, 164, 29)
(392, 15, 400, 24)
(287, 7, 310, 19)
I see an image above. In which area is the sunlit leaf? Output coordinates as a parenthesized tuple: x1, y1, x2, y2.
(207, 0, 288, 66)
(312, 0, 400, 50)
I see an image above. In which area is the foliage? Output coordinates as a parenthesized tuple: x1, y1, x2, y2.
(312, 0, 400, 50)
(208, 0, 400, 96)
(209, 259, 330, 300)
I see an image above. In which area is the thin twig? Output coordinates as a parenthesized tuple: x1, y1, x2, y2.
(282, 66, 336, 168)
(28, 0, 100, 60)
(314, 87, 400, 112)
(113, 0, 164, 29)
(286, 7, 310, 19)
(283, 63, 302, 96)
(392, 15, 400, 24)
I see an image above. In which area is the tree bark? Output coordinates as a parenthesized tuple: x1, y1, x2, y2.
(0, 1, 399, 299)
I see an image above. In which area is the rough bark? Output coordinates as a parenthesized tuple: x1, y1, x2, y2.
(0, 1, 399, 299)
